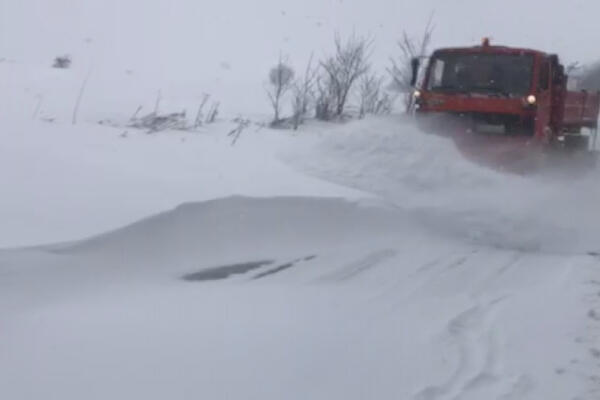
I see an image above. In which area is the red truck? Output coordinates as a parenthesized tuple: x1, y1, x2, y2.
(411, 39, 600, 171)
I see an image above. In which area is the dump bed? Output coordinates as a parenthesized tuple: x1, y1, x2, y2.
(562, 90, 600, 129)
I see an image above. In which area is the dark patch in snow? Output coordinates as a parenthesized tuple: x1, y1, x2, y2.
(182, 260, 274, 281)
(253, 255, 317, 280)
(253, 262, 296, 280)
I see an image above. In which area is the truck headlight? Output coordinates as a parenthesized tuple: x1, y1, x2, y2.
(413, 90, 422, 98)
(526, 95, 536, 105)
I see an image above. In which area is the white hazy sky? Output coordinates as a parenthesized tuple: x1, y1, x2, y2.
(1, 0, 598, 59)
(1, 0, 598, 108)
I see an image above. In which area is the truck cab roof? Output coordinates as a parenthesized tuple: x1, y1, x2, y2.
(432, 42, 547, 59)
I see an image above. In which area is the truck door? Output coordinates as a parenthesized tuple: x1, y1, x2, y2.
(535, 57, 552, 142)
(549, 58, 566, 133)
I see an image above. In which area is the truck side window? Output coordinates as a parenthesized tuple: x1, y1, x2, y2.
(539, 61, 549, 91)
(427, 59, 445, 89)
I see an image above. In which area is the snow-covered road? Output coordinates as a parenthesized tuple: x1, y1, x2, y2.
(1, 112, 600, 399)
(1, 197, 599, 400)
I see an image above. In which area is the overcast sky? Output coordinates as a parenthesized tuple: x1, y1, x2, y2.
(1, 0, 598, 83)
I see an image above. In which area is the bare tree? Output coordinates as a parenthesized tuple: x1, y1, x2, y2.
(314, 75, 331, 121)
(291, 93, 303, 130)
(321, 33, 373, 118)
(374, 92, 395, 115)
(358, 73, 384, 118)
(581, 62, 600, 91)
(388, 14, 435, 112)
(358, 73, 397, 118)
(266, 56, 295, 125)
(566, 61, 581, 75)
(291, 54, 318, 129)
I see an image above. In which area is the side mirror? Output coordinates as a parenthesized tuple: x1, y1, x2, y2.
(410, 57, 420, 87)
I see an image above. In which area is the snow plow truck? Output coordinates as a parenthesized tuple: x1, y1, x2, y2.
(411, 39, 600, 173)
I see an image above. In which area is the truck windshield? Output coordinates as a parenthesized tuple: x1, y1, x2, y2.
(426, 52, 534, 96)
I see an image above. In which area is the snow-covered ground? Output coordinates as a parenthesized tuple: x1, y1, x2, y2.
(2, 1, 600, 399)
(3, 106, 600, 399)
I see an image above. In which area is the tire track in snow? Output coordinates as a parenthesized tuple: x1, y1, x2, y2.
(413, 298, 532, 400)
(318, 249, 397, 282)
(371, 250, 480, 309)
(582, 258, 600, 398)
(252, 255, 317, 280)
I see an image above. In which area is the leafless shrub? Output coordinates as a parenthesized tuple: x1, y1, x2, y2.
(125, 90, 219, 132)
(32, 95, 44, 120)
(388, 15, 434, 112)
(358, 74, 385, 118)
(376, 92, 395, 115)
(292, 54, 318, 129)
(206, 101, 220, 124)
(194, 94, 211, 128)
(321, 33, 373, 118)
(266, 57, 295, 125)
(130, 105, 143, 121)
(228, 118, 251, 146)
(314, 75, 335, 121)
(53, 55, 71, 69)
(129, 111, 188, 133)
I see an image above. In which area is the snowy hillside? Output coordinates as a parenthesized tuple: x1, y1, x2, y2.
(2, 1, 600, 400)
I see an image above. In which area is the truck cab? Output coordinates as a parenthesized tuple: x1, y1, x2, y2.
(413, 39, 599, 148)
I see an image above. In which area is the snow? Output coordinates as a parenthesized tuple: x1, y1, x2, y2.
(0, 111, 367, 248)
(2, 194, 598, 399)
(2, 111, 600, 399)
(2, 1, 600, 399)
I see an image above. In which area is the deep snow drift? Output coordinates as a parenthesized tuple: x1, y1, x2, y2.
(2, 1, 600, 398)
(0, 112, 364, 248)
(2, 114, 600, 400)
(2, 195, 599, 400)
(288, 117, 600, 255)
